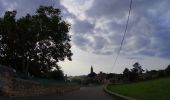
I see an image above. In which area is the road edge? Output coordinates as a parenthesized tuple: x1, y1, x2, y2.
(103, 85, 137, 100)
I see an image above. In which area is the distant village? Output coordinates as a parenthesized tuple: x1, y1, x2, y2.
(68, 63, 170, 85)
(67, 65, 125, 85)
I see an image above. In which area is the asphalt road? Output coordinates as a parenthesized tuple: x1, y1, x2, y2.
(0, 86, 116, 100)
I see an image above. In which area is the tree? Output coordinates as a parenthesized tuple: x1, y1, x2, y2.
(0, 6, 73, 77)
(123, 67, 138, 82)
(132, 62, 144, 74)
(165, 65, 170, 76)
(122, 63, 144, 82)
(123, 68, 130, 76)
(129, 69, 139, 81)
(123, 68, 130, 80)
(129, 62, 144, 81)
(47, 68, 64, 80)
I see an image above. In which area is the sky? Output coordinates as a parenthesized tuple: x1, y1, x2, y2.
(0, 0, 170, 76)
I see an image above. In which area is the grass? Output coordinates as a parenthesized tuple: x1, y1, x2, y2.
(107, 77, 170, 100)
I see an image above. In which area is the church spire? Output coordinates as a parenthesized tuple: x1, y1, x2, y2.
(91, 66, 93, 73)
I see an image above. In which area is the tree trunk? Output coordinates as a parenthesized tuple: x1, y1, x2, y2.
(25, 60, 30, 77)
(22, 59, 29, 77)
(22, 59, 25, 74)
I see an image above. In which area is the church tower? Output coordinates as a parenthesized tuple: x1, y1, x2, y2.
(88, 65, 96, 78)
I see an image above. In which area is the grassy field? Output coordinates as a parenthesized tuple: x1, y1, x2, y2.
(107, 77, 170, 100)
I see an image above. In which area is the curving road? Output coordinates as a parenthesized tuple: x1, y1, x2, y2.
(0, 86, 116, 100)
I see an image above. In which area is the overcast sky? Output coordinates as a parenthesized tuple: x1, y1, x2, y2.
(1, 0, 170, 76)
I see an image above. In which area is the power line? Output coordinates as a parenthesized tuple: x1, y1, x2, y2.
(112, 0, 133, 71)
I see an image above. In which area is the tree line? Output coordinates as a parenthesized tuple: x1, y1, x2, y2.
(123, 62, 170, 82)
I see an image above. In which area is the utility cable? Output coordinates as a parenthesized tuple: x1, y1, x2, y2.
(112, 0, 133, 71)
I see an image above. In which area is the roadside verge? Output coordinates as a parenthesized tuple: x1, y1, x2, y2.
(103, 85, 137, 100)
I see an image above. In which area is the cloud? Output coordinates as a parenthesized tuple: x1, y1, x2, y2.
(60, 0, 94, 20)
(86, 0, 129, 19)
(61, 0, 170, 59)
(1, 0, 170, 59)
(73, 19, 94, 34)
(0, 0, 65, 18)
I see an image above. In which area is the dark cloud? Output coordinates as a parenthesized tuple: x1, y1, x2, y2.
(86, 0, 129, 18)
(73, 20, 94, 34)
(127, 56, 143, 60)
(73, 35, 91, 51)
(61, 0, 170, 59)
(93, 36, 107, 50)
(1, 0, 170, 59)
(0, 0, 65, 18)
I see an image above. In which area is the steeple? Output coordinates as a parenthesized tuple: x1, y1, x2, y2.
(88, 65, 96, 78)
(91, 66, 93, 73)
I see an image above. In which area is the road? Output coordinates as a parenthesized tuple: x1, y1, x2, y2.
(0, 86, 116, 100)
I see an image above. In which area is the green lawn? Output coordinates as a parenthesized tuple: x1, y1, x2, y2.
(107, 77, 170, 100)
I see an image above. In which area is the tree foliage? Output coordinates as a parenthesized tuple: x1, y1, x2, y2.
(165, 65, 170, 76)
(47, 69, 64, 80)
(123, 68, 130, 76)
(132, 62, 144, 74)
(123, 62, 144, 82)
(0, 6, 72, 77)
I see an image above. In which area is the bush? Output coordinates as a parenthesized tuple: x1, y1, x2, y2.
(158, 70, 166, 77)
(47, 70, 64, 80)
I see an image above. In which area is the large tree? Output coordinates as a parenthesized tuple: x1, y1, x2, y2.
(0, 6, 73, 77)
(132, 62, 144, 74)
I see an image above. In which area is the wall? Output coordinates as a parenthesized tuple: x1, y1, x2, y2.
(0, 65, 14, 95)
(8, 79, 79, 97)
(0, 65, 79, 97)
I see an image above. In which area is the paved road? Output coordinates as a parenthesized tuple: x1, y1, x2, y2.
(0, 86, 116, 100)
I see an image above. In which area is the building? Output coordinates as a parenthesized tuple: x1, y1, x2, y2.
(87, 66, 97, 78)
